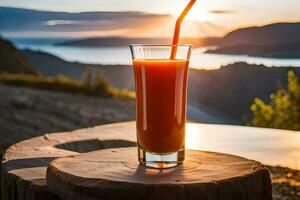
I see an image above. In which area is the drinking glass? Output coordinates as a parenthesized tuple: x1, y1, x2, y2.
(130, 44, 192, 169)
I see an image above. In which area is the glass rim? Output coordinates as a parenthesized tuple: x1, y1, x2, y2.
(129, 44, 192, 47)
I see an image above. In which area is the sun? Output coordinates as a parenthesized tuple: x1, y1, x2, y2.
(188, 9, 213, 22)
(169, 3, 212, 22)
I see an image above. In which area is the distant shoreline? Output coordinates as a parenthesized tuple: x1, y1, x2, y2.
(55, 37, 220, 48)
(13, 44, 300, 70)
(205, 43, 300, 59)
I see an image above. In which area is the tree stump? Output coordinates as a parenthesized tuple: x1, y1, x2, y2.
(1, 122, 137, 200)
(47, 147, 272, 200)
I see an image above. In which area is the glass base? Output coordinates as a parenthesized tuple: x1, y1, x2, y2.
(138, 147, 185, 169)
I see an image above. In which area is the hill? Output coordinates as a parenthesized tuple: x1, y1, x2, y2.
(22, 49, 135, 89)
(23, 50, 300, 121)
(0, 38, 36, 74)
(221, 22, 300, 46)
(0, 84, 135, 152)
(188, 62, 300, 120)
(205, 43, 300, 58)
(206, 22, 300, 57)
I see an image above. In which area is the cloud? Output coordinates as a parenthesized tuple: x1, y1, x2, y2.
(0, 7, 224, 38)
(44, 20, 81, 26)
(209, 10, 236, 15)
(0, 7, 171, 33)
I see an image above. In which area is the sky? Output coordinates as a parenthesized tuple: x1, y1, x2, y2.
(0, 0, 300, 38)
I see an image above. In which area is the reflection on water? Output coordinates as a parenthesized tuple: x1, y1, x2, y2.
(16, 44, 300, 69)
(186, 123, 300, 170)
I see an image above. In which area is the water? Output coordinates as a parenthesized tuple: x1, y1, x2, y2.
(14, 40, 300, 70)
(186, 123, 300, 170)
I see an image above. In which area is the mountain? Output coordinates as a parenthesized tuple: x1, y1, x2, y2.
(23, 50, 300, 121)
(206, 22, 300, 57)
(0, 37, 36, 74)
(22, 49, 134, 89)
(188, 62, 300, 120)
(221, 22, 300, 46)
(56, 37, 220, 47)
(19, 50, 238, 124)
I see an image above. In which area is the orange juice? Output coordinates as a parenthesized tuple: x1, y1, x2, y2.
(131, 0, 196, 168)
(133, 59, 189, 153)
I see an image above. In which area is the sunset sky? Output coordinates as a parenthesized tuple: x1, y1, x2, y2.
(1, 0, 300, 38)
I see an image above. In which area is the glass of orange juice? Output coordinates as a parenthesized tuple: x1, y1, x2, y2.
(130, 44, 192, 169)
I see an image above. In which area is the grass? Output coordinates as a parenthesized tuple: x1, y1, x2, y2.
(0, 72, 135, 99)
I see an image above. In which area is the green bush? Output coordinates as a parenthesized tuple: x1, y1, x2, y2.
(250, 70, 300, 131)
(0, 72, 135, 99)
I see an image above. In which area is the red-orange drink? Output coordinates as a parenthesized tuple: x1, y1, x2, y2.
(130, 0, 196, 169)
(133, 59, 189, 153)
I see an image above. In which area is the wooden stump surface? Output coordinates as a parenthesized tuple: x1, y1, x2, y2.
(1, 121, 273, 200)
(1, 122, 137, 200)
(47, 147, 272, 200)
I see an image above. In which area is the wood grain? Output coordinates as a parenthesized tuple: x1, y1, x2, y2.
(1, 122, 137, 200)
(47, 147, 272, 200)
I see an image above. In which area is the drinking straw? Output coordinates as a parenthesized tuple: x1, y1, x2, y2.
(170, 0, 196, 59)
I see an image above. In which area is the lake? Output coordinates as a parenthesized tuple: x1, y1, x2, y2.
(13, 39, 300, 69)
(186, 123, 300, 170)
